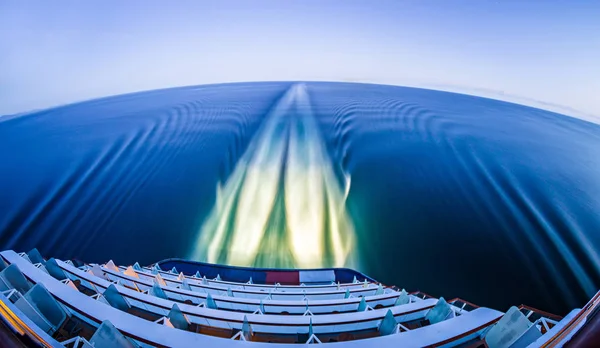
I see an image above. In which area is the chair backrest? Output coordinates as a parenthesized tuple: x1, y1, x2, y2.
(89, 320, 139, 348)
(14, 295, 54, 334)
(0, 264, 32, 294)
(167, 303, 190, 330)
(485, 306, 538, 348)
(425, 297, 453, 325)
(24, 284, 68, 329)
(27, 248, 46, 265)
(103, 284, 131, 312)
(45, 258, 68, 280)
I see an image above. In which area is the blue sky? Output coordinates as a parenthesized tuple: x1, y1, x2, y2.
(1, 0, 599, 118)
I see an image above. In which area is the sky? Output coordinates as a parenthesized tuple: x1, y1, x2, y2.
(1, 0, 599, 118)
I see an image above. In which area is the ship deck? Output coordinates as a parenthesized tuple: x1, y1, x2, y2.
(0, 248, 597, 347)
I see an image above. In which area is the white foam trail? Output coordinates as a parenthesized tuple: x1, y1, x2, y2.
(227, 134, 287, 265)
(190, 84, 356, 268)
(205, 168, 243, 263)
(343, 173, 351, 203)
(324, 167, 353, 266)
(226, 93, 291, 265)
(285, 87, 325, 267)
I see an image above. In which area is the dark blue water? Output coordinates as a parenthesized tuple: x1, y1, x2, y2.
(1, 82, 599, 316)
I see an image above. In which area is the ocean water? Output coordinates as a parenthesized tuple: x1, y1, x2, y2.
(1, 81, 599, 316)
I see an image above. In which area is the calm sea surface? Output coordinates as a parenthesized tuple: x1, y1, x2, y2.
(1, 82, 599, 315)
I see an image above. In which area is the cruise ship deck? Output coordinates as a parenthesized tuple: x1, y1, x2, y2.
(0, 249, 598, 347)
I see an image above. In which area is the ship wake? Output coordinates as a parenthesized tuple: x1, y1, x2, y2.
(189, 84, 355, 268)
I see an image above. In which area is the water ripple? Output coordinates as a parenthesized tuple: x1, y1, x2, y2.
(1, 81, 599, 316)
